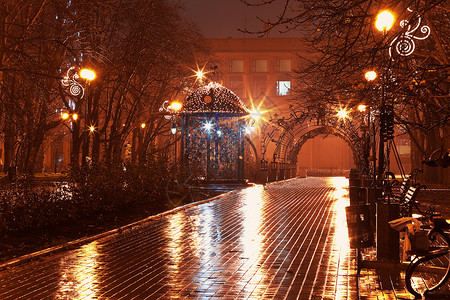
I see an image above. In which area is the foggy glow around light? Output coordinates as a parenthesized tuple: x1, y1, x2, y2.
(89, 126, 95, 132)
(62, 112, 78, 121)
(376, 10, 394, 32)
(246, 96, 270, 124)
(195, 70, 205, 80)
(141, 123, 146, 129)
(365, 70, 377, 81)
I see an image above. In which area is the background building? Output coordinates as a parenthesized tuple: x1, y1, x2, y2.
(206, 37, 357, 175)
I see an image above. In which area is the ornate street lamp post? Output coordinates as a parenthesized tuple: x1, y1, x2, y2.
(372, 8, 431, 264)
(60, 66, 96, 169)
(375, 10, 394, 183)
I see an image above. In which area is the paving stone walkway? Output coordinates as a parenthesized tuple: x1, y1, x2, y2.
(0, 177, 360, 299)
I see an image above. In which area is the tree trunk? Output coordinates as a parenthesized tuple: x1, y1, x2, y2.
(71, 121, 81, 170)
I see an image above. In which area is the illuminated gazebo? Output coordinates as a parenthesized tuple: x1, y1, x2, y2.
(181, 82, 249, 183)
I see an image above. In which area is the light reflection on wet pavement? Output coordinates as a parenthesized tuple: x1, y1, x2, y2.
(0, 177, 358, 299)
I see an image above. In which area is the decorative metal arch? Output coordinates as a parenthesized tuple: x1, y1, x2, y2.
(286, 126, 361, 167)
(260, 108, 370, 173)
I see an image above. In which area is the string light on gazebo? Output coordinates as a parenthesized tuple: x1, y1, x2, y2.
(181, 82, 250, 183)
(203, 121, 213, 131)
(182, 82, 248, 114)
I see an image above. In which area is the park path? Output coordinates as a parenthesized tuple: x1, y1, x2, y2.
(0, 177, 358, 299)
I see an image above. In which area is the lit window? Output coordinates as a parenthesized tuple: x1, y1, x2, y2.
(278, 59, 291, 72)
(230, 60, 244, 72)
(254, 60, 267, 72)
(276, 80, 291, 96)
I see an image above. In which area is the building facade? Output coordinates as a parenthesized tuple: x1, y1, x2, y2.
(206, 37, 357, 176)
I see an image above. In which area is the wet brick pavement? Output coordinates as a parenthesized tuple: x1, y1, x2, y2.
(0, 177, 428, 299)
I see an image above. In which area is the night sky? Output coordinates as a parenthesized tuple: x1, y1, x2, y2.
(181, 0, 297, 38)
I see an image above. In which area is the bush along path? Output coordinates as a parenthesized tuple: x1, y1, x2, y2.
(0, 163, 222, 263)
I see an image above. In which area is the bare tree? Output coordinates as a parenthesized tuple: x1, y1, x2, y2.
(242, 0, 449, 184)
(0, 0, 208, 175)
(0, 0, 71, 175)
(62, 0, 207, 167)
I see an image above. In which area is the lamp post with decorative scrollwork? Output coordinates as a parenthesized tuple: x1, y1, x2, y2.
(373, 8, 431, 264)
(60, 66, 96, 169)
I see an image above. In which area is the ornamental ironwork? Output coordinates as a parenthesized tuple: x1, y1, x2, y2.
(61, 66, 85, 98)
(389, 8, 431, 59)
(181, 83, 249, 183)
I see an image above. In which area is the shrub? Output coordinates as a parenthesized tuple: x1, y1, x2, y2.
(0, 160, 180, 237)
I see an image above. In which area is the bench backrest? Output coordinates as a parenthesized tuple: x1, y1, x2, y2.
(399, 175, 412, 197)
(403, 185, 421, 204)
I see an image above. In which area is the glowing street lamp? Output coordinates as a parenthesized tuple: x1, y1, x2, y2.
(141, 123, 146, 129)
(358, 104, 367, 113)
(374, 10, 394, 183)
(365, 71, 377, 82)
(89, 125, 95, 133)
(170, 101, 182, 112)
(195, 70, 205, 81)
(160, 100, 182, 114)
(337, 108, 349, 119)
(250, 109, 261, 121)
(61, 112, 78, 121)
(80, 68, 96, 81)
(376, 10, 394, 32)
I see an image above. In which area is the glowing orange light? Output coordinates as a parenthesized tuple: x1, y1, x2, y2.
(365, 71, 377, 81)
(80, 69, 96, 81)
(190, 63, 213, 84)
(337, 109, 349, 119)
(358, 104, 367, 112)
(376, 10, 394, 32)
(195, 70, 205, 80)
(246, 96, 270, 125)
(170, 102, 182, 111)
(62, 113, 69, 120)
(72, 113, 78, 121)
(250, 109, 261, 120)
(141, 123, 146, 129)
(89, 126, 95, 132)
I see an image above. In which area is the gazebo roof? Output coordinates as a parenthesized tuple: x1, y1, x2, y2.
(182, 82, 249, 115)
